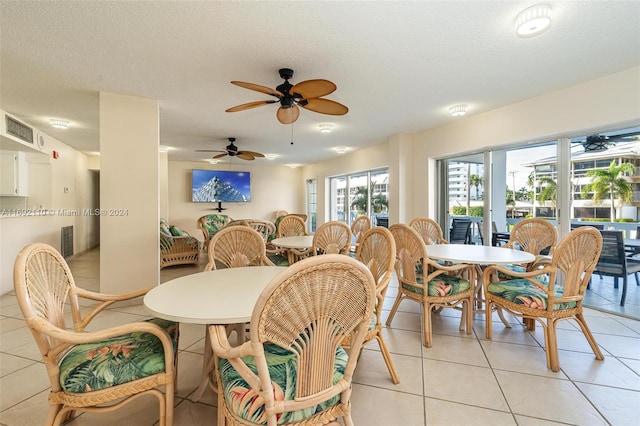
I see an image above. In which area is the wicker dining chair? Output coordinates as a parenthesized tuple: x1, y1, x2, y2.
(205, 225, 275, 270)
(502, 218, 558, 268)
(204, 225, 276, 365)
(483, 226, 604, 372)
(208, 254, 376, 426)
(342, 227, 399, 384)
(13, 243, 178, 426)
(386, 224, 474, 347)
(350, 215, 372, 252)
(409, 217, 449, 245)
(274, 214, 309, 264)
(312, 221, 352, 256)
(244, 219, 277, 245)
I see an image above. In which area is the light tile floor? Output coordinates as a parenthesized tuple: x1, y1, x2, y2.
(1, 248, 639, 425)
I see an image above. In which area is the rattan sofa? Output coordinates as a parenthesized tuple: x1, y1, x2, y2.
(160, 219, 200, 268)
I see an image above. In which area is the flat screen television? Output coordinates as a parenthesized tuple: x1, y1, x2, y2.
(191, 169, 251, 203)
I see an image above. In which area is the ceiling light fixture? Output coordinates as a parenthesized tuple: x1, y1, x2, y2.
(319, 123, 333, 134)
(50, 119, 69, 129)
(287, 164, 300, 169)
(449, 105, 467, 117)
(207, 159, 219, 164)
(515, 4, 552, 38)
(335, 147, 348, 154)
(264, 154, 277, 160)
(159, 146, 169, 153)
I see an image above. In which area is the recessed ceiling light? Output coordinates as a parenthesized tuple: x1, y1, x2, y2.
(335, 147, 348, 154)
(319, 123, 333, 134)
(515, 4, 552, 38)
(207, 159, 219, 164)
(449, 105, 467, 117)
(50, 119, 69, 129)
(159, 146, 169, 153)
(264, 154, 277, 160)
(287, 163, 300, 169)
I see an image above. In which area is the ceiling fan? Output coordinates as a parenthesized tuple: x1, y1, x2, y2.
(196, 138, 265, 161)
(225, 68, 348, 124)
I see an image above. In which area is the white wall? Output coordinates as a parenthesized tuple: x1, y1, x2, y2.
(0, 133, 98, 294)
(167, 161, 305, 240)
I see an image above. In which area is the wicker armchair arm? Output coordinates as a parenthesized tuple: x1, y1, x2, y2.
(208, 325, 261, 390)
(529, 255, 553, 270)
(426, 258, 472, 273)
(74, 287, 152, 330)
(482, 264, 554, 292)
(75, 286, 151, 302)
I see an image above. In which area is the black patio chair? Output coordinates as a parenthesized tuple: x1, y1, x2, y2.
(593, 230, 640, 306)
(449, 219, 472, 244)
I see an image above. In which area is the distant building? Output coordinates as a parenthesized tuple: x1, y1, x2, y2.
(448, 161, 484, 202)
(525, 141, 640, 220)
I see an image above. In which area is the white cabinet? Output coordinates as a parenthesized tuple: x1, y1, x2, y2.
(0, 151, 28, 196)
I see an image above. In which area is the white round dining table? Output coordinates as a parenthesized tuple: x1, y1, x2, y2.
(426, 244, 535, 266)
(270, 235, 314, 249)
(144, 266, 287, 324)
(425, 244, 536, 325)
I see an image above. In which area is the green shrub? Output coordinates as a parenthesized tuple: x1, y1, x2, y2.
(450, 206, 483, 217)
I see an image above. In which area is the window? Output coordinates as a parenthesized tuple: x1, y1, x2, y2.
(330, 168, 389, 226)
(306, 179, 317, 233)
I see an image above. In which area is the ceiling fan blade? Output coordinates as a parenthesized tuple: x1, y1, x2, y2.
(277, 105, 300, 124)
(226, 100, 276, 113)
(291, 79, 336, 99)
(239, 150, 265, 158)
(236, 153, 255, 161)
(231, 81, 283, 97)
(212, 153, 228, 159)
(300, 98, 349, 116)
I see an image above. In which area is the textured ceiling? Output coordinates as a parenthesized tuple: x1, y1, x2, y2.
(1, 1, 639, 166)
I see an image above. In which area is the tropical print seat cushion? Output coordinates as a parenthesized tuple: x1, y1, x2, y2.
(402, 274, 471, 297)
(160, 219, 172, 236)
(487, 279, 576, 310)
(218, 343, 347, 424)
(202, 214, 232, 236)
(59, 318, 179, 393)
(202, 222, 220, 237)
(267, 253, 290, 267)
(169, 225, 188, 236)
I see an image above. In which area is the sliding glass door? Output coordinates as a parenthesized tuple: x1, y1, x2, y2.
(329, 168, 389, 226)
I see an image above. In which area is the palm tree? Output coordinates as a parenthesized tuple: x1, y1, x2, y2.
(537, 177, 558, 210)
(468, 174, 483, 200)
(582, 160, 635, 221)
(351, 183, 388, 214)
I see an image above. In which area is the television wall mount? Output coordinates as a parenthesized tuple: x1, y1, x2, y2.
(213, 202, 226, 212)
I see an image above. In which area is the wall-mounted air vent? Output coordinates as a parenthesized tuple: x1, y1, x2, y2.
(5, 115, 34, 145)
(61, 226, 74, 259)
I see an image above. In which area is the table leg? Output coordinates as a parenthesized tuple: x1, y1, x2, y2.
(473, 264, 511, 328)
(193, 325, 216, 401)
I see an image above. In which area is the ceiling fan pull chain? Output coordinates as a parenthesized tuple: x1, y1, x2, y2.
(290, 120, 294, 145)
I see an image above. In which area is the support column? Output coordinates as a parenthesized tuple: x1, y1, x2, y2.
(389, 133, 413, 225)
(100, 92, 159, 293)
